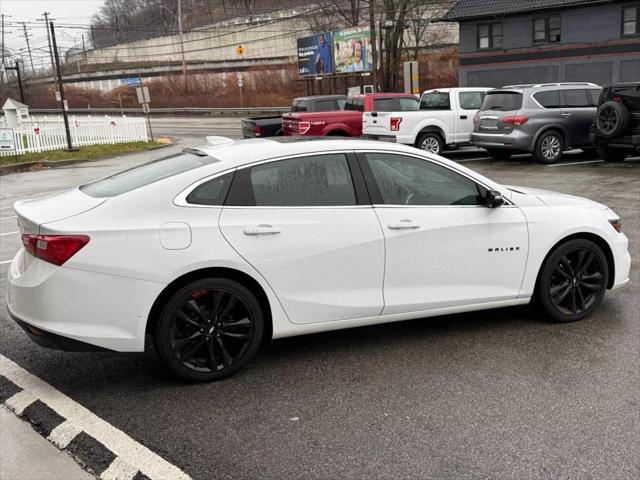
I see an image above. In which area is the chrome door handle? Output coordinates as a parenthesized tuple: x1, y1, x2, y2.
(388, 219, 420, 230)
(243, 224, 281, 235)
(561, 112, 572, 117)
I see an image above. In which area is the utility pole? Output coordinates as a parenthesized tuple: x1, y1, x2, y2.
(178, 0, 187, 81)
(81, 34, 87, 63)
(41, 12, 55, 75)
(50, 21, 74, 151)
(20, 22, 35, 75)
(368, 0, 378, 91)
(4, 62, 26, 103)
(1, 13, 9, 87)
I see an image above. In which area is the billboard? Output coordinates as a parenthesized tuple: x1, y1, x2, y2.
(333, 26, 373, 74)
(296, 32, 333, 76)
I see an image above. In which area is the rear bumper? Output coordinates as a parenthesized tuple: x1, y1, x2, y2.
(7, 249, 164, 352)
(362, 134, 397, 143)
(471, 131, 532, 152)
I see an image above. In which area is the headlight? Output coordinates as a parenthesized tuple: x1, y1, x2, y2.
(609, 218, 622, 233)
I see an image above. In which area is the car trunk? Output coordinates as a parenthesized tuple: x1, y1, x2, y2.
(15, 188, 107, 235)
(477, 90, 523, 134)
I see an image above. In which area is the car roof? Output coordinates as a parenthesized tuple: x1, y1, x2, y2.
(194, 137, 420, 168)
(422, 87, 492, 94)
(294, 95, 347, 101)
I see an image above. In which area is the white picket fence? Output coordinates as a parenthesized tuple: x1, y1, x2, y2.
(0, 116, 149, 156)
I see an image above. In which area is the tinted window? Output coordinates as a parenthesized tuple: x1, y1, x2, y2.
(81, 151, 218, 198)
(248, 154, 356, 206)
(534, 90, 561, 108)
(398, 98, 420, 111)
(481, 91, 523, 111)
(587, 88, 602, 106)
(186, 172, 234, 205)
(336, 99, 347, 110)
(562, 89, 590, 108)
(314, 100, 338, 112)
(345, 98, 364, 111)
(458, 91, 486, 110)
(420, 92, 450, 110)
(291, 100, 308, 112)
(373, 98, 397, 111)
(365, 153, 484, 206)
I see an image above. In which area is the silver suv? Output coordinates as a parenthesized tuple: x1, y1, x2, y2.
(472, 83, 602, 163)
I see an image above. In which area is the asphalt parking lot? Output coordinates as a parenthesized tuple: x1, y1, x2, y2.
(0, 137, 639, 480)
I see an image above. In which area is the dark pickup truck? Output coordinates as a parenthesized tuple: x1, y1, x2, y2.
(241, 95, 347, 138)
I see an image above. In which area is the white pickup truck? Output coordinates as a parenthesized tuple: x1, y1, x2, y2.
(362, 87, 491, 155)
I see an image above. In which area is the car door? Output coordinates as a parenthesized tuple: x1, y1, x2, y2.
(358, 151, 528, 315)
(456, 91, 486, 143)
(219, 152, 385, 325)
(561, 88, 596, 146)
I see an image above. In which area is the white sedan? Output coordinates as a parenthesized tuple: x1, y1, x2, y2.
(7, 138, 630, 381)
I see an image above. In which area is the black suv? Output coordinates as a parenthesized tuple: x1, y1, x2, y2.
(590, 82, 640, 162)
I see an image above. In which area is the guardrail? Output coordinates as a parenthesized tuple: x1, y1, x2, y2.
(28, 107, 290, 117)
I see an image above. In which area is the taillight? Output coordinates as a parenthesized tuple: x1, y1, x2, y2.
(298, 121, 311, 135)
(21, 234, 90, 266)
(473, 115, 479, 124)
(254, 125, 262, 137)
(390, 117, 402, 131)
(502, 115, 529, 127)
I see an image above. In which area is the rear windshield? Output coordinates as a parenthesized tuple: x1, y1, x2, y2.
(481, 91, 523, 111)
(80, 150, 218, 198)
(291, 100, 308, 112)
(420, 92, 450, 110)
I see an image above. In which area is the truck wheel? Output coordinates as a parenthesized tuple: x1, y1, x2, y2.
(533, 131, 564, 164)
(597, 144, 628, 162)
(596, 101, 629, 139)
(416, 132, 443, 155)
(486, 149, 512, 161)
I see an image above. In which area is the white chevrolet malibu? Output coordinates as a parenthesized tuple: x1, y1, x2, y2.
(7, 138, 630, 381)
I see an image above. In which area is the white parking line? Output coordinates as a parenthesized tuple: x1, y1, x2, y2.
(0, 354, 192, 480)
(547, 160, 604, 167)
(0, 260, 13, 265)
(0, 216, 17, 220)
(0, 231, 19, 236)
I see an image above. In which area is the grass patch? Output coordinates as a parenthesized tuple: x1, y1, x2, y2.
(0, 140, 168, 168)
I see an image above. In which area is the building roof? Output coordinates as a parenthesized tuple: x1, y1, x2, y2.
(2, 98, 28, 110)
(442, 0, 613, 21)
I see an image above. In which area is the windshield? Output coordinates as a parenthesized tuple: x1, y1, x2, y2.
(80, 150, 218, 198)
(481, 91, 523, 111)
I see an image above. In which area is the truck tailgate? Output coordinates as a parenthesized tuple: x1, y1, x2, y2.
(363, 112, 398, 136)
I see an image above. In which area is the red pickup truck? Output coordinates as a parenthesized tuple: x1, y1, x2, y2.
(282, 93, 419, 137)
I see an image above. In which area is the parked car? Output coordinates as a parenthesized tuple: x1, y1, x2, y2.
(282, 93, 419, 137)
(8, 138, 630, 381)
(241, 95, 347, 138)
(472, 82, 602, 163)
(590, 82, 640, 162)
(362, 88, 491, 155)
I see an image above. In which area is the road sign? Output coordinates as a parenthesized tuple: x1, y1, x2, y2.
(0, 128, 16, 152)
(136, 86, 151, 104)
(236, 45, 245, 57)
(55, 90, 61, 102)
(122, 77, 142, 87)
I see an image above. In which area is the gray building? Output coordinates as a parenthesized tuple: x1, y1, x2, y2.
(443, 0, 640, 87)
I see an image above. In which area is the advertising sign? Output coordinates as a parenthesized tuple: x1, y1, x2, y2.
(333, 26, 373, 74)
(0, 128, 16, 152)
(296, 32, 333, 76)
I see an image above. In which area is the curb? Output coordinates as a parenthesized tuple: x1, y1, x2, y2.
(0, 140, 173, 176)
(0, 355, 191, 480)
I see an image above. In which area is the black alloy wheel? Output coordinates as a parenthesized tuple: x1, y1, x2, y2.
(155, 278, 263, 381)
(539, 239, 608, 323)
(596, 101, 628, 139)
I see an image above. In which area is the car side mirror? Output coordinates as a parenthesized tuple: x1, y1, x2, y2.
(485, 190, 504, 208)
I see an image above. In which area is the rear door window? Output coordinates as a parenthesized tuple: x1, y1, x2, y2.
(480, 91, 523, 111)
(561, 89, 591, 108)
(81, 150, 218, 198)
(458, 91, 486, 110)
(314, 100, 338, 112)
(420, 92, 451, 110)
(186, 172, 234, 205)
(587, 88, 602, 107)
(534, 90, 561, 108)
(373, 98, 397, 111)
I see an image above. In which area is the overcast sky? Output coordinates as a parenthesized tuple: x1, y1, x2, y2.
(1, 0, 103, 69)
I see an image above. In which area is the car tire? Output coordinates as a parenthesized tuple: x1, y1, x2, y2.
(538, 239, 608, 323)
(155, 278, 264, 382)
(416, 132, 443, 155)
(486, 149, 512, 160)
(597, 144, 628, 162)
(595, 101, 629, 139)
(533, 131, 565, 164)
